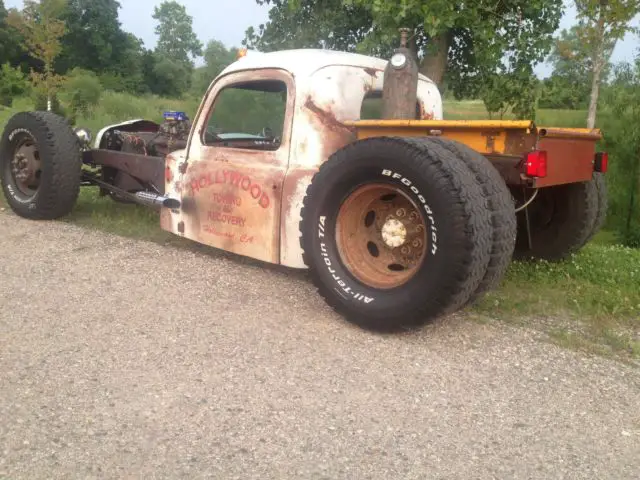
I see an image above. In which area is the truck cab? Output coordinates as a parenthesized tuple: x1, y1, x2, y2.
(161, 49, 443, 268)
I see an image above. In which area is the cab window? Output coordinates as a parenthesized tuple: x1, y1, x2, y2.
(203, 80, 287, 151)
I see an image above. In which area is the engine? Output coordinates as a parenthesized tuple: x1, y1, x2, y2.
(99, 111, 191, 158)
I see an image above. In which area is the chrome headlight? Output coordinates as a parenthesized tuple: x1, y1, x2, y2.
(390, 53, 408, 69)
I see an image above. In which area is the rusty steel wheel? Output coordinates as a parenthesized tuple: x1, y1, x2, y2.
(0, 111, 82, 220)
(335, 184, 428, 289)
(7, 132, 43, 201)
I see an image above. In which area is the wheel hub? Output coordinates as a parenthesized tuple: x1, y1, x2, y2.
(381, 217, 407, 248)
(9, 139, 42, 197)
(335, 183, 428, 290)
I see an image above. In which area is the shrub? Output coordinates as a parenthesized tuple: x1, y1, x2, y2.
(599, 59, 640, 248)
(61, 68, 102, 120)
(0, 63, 30, 107)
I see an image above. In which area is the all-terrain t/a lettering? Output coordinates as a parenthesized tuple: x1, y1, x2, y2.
(318, 216, 374, 304)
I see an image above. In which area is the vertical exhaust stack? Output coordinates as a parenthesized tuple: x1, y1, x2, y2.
(382, 28, 419, 120)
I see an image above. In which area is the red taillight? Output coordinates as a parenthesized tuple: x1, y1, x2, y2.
(594, 152, 608, 173)
(524, 150, 548, 178)
(165, 166, 173, 183)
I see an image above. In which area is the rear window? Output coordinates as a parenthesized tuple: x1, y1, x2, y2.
(360, 91, 421, 120)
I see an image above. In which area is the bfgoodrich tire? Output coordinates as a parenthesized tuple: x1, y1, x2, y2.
(0, 111, 82, 220)
(299, 136, 493, 331)
(514, 180, 598, 261)
(419, 137, 517, 305)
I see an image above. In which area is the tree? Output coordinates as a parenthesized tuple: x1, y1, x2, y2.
(247, 1, 563, 97)
(599, 58, 640, 246)
(152, 1, 202, 67)
(574, 0, 640, 128)
(192, 39, 238, 95)
(0, 0, 24, 66)
(0, 63, 30, 107)
(56, 0, 137, 74)
(7, 0, 68, 111)
(244, 0, 383, 55)
(539, 26, 608, 110)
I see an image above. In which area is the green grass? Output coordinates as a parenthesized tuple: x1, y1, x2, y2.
(443, 99, 588, 127)
(469, 239, 640, 360)
(1, 95, 638, 361)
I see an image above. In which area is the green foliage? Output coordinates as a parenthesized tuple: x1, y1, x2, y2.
(539, 76, 589, 110)
(206, 84, 286, 138)
(152, 1, 202, 67)
(191, 40, 238, 96)
(60, 67, 101, 121)
(7, 0, 68, 103)
(0, 0, 24, 66)
(481, 69, 539, 120)
(0, 62, 30, 107)
(144, 53, 192, 98)
(32, 89, 65, 116)
(248, 0, 563, 120)
(598, 58, 640, 247)
(539, 25, 608, 111)
(573, 0, 640, 127)
(244, 0, 380, 54)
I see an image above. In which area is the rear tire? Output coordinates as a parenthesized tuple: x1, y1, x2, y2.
(299, 136, 492, 331)
(0, 111, 82, 220)
(514, 181, 598, 261)
(584, 173, 608, 245)
(418, 137, 517, 305)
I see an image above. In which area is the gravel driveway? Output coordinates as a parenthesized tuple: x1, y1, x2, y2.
(1, 211, 639, 480)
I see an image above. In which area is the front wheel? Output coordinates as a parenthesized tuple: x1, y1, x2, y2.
(299, 136, 493, 331)
(0, 111, 82, 220)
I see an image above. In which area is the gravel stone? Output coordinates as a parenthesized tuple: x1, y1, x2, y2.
(1, 211, 639, 479)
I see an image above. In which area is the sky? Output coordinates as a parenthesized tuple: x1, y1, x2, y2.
(6, 0, 640, 78)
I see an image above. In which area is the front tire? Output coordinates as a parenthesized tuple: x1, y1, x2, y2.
(0, 111, 82, 220)
(300, 136, 493, 331)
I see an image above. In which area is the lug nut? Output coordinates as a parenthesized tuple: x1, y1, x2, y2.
(401, 246, 411, 255)
(409, 211, 419, 221)
(412, 239, 422, 248)
(396, 208, 406, 218)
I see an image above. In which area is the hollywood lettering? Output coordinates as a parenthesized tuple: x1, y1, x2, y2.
(190, 170, 270, 208)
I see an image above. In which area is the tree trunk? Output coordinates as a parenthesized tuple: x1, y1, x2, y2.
(587, 9, 607, 129)
(420, 34, 449, 88)
(587, 53, 604, 128)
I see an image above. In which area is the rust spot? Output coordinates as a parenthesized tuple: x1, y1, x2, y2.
(363, 67, 378, 78)
(304, 97, 356, 134)
(178, 162, 188, 174)
(505, 130, 535, 156)
(178, 221, 185, 234)
(482, 131, 500, 153)
(418, 100, 435, 120)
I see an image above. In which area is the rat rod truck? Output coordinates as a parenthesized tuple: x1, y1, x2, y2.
(0, 47, 608, 331)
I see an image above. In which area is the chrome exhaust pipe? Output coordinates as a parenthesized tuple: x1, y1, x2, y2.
(134, 191, 181, 209)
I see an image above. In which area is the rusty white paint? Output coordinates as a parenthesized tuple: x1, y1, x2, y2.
(160, 49, 444, 269)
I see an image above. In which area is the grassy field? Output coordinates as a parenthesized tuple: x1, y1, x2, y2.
(1, 96, 638, 361)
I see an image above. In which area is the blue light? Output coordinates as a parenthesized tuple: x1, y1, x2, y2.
(163, 111, 189, 122)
